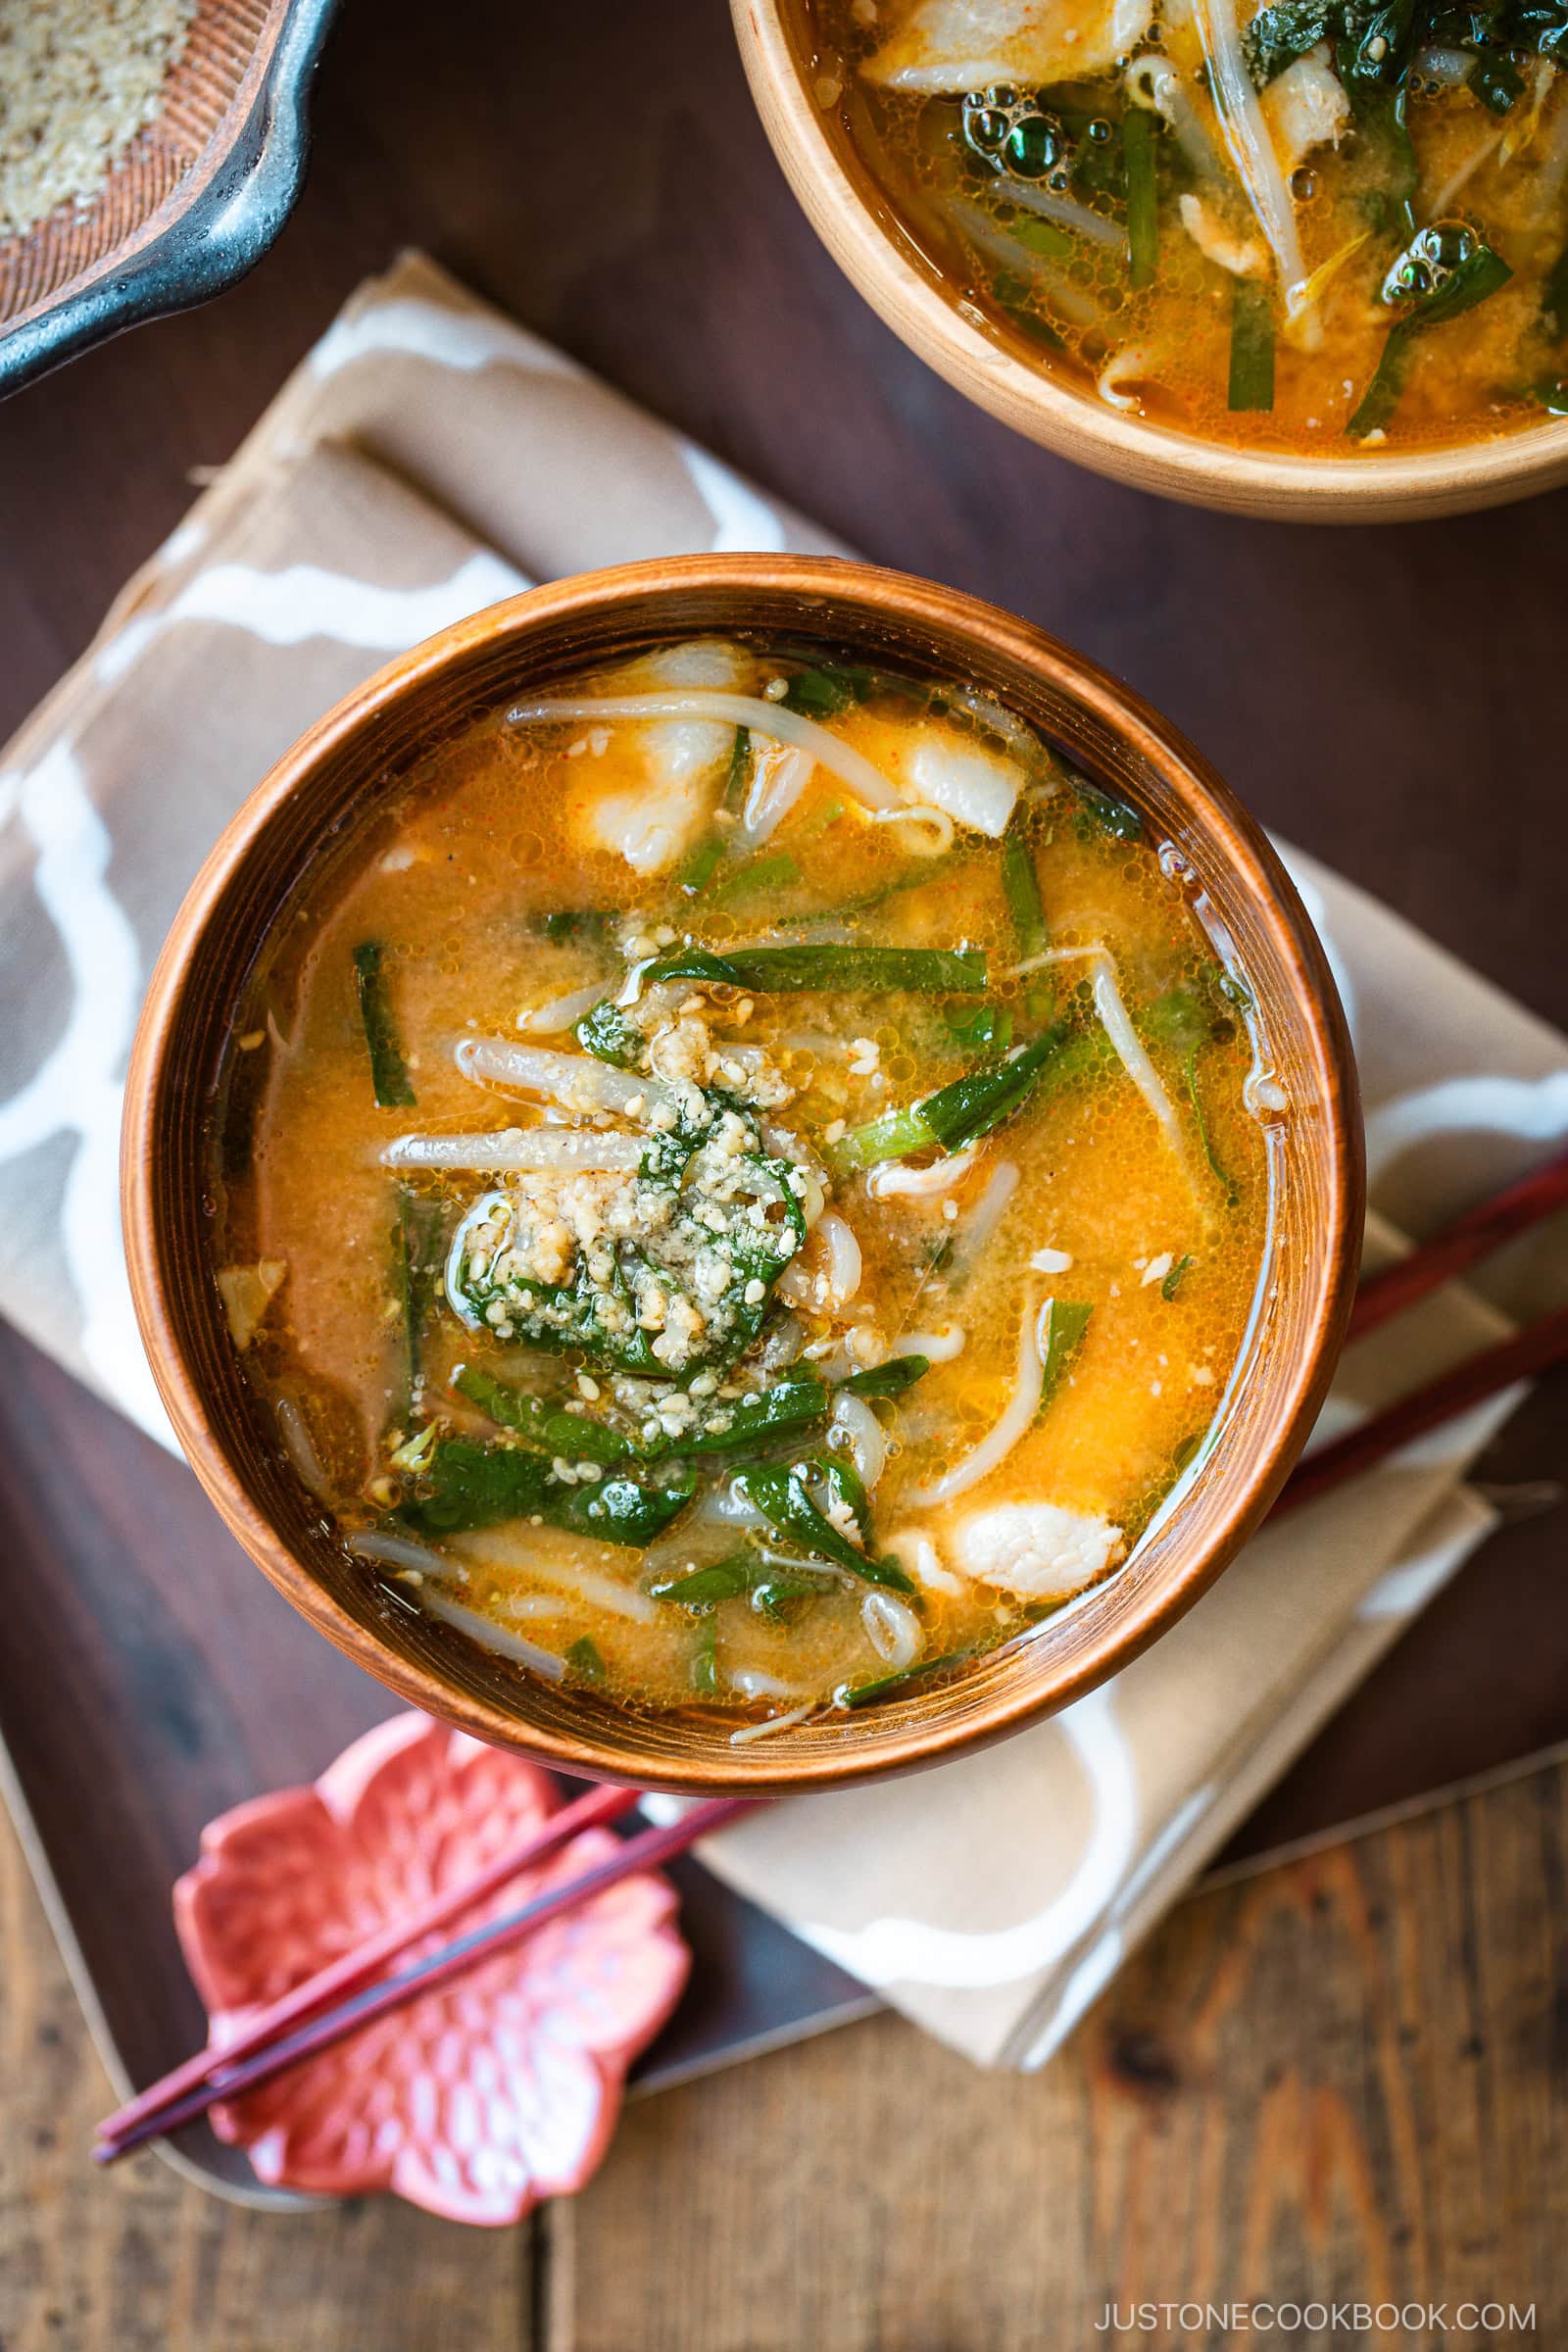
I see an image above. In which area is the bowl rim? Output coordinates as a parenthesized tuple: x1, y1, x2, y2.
(122, 554, 1364, 1791)
(0, 0, 341, 400)
(731, 0, 1568, 523)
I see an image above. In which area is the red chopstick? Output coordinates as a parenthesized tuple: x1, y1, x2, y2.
(94, 1779, 641, 2153)
(1276, 1302, 1568, 1517)
(93, 1794, 758, 2164)
(1348, 1145, 1568, 1343)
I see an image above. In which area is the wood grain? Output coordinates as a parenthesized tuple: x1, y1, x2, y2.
(556, 1761, 1568, 2351)
(0, 1811, 529, 2352)
(7, 1762, 1564, 2348)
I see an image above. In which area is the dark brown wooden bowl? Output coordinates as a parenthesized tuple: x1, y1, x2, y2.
(122, 557, 1363, 1792)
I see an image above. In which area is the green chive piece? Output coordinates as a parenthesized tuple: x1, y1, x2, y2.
(395, 1182, 439, 1418)
(736, 1462, 918, 1595)
(690, 1618, 719, 1696)
(1348, 231, 1511, 439)
(1227, 280, 1276, 414)
(676, 838, 725, 897)
(705, 853, 801, 908)
(566, 1636, 606, 1684)
(834, 1649, 973, 1710)
(664, 1378, 830, 1459)
(649, 1555, 754, 1609)
(642, 944, 988, 996)
(829, 1026, 1097, 1174)
(1002, 821, 1051, 1022)
(451, 1364, 634, 1464)
(945, 1004, 1012, 1053)
(1072, 780, 1143, 841)
(354, 942, 416, 1107)
(782, 665, 874, 717)
(1038, 1299, 1093, 1412)
(1123, 108, 1158, 290)
(826, 1104, 939, 1174)
(532, 910, 612, 946)
(839, 1355, 930, 1399)
(1185, 1047, 1239, 1205)
(918, 1022, 1083, 1152)
(721, 725, 753, 811)
(1161, 1254, 1196, 1301)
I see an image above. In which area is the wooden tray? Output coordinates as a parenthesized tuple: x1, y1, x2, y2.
(3, 1309, 1565, 2205)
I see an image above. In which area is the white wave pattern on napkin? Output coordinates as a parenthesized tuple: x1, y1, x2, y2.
(0, 255, 1563, 2072)
(96, 550, 527, 689)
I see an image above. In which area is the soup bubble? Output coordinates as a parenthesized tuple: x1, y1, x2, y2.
(1003, 115, 1061, 176)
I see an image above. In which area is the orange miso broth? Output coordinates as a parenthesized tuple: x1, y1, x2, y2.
(804, 0, 1568, 452)
(212, 634, 1279, 1737)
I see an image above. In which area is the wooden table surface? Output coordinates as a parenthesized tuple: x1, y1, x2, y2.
(2, 0, 1567, 2344)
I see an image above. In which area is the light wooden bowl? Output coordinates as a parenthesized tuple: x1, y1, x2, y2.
(122, 557, 1362, 1793)
(732, 0, 1568, 523)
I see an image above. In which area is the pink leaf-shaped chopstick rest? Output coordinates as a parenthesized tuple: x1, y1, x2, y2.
(172, 1713, 689, 2224)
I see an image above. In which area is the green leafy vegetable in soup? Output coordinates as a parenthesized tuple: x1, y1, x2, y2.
(213, 634, 1276, 1736)
(805, 0, 1568, 454)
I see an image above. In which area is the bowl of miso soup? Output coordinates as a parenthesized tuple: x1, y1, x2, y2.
(734, 0, 1568, 517)
(123, 558, 1361, 1791)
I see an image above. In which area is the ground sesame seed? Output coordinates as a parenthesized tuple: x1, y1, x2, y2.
(0, 0, 199, 239)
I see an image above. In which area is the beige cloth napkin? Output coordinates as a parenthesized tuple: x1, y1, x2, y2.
(3, 252, 1564, 2068)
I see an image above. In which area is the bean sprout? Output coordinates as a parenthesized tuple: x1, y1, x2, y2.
(828, 1392, 888, 1490)
(508, 690, 904, 814)
(446, 1532, 659, 1622)
(867, 1147, 979, 1200)
(884, 1527, 966, 1599)
(517, 981, 607, 1036)
(384, 1129, 645, 1174)
(419, 1589, 567, 1680)
(907, 1296, 1053, 1507)
(1192, 0, 1319, 341)
(1005, 942, 1184, 1161)
(455, 1035, 673, 1118)
(777, 1209, 862, 1312)
(1126, 53, 1229, 182)
(994, 175, 1125, 250)
(743, 744, 815, 844)
(1097, 345, 1160, 412)
(277, 1395, 333, 1501)
(349, 1529, 465, 1580)
(870, 801, 954, 855)
(892, 1326, 966, 1362)
(728, 1667, 800, 1699)
(730, 1704, 814, 1743)
(860, 1589, 922, 1668)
